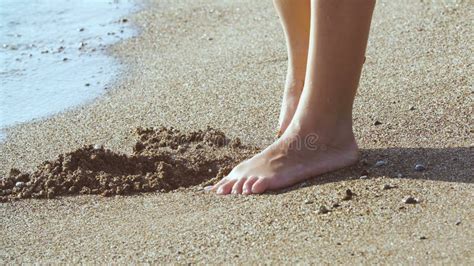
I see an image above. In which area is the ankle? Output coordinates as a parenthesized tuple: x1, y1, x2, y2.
(286, 117, 356, 148)
(286, 67, 306, 88)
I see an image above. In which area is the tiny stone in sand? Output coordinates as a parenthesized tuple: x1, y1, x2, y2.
(93, 144, 103, 150)
(403, 196, 420, 204)
(342, 189, 354, 201)
(304, 199, 313, 205)
(317, 205, 330, 214)
(375, 160, 387, 167)
(414, 164, 426, 172)
(383, 184, 397, 190)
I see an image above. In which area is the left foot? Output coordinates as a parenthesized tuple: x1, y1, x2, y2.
(210, 125, 359, 195)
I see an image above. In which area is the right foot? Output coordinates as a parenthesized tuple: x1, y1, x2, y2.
(210, 123, 359, 195)
(277, 79, 304, 137)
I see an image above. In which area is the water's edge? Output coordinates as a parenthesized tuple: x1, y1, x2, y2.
(0, 0, 142, 141)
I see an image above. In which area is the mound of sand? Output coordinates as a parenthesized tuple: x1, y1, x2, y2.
(0, 127, 257, 202)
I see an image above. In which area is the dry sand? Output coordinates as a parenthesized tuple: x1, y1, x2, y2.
(1, 0, 473, 264)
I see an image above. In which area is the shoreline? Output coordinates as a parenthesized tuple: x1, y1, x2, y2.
(1, 0, 472, 263)
(0, 1, 139, 139)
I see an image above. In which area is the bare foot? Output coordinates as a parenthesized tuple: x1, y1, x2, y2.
(210, 125, 359, 195)
(277, 80, 304, 137)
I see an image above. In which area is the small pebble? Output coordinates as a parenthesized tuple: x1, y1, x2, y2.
(304, 199, 313, 205)
(375, 160, 387, 167)
(414, 164, 426, 172)
(332, 202, 340, 208)
(455, 220, 461, 226)
(93, 144, 102, 150)
(383, 184, 397, 190)
(419, 236, 427, 240)
(403, 196, 419, 204)
(79, 28, 85, 32)
(63, 57, 68, 61)
(15, 181, 25, 188)
(409, 106, 416, 110)
(121, 18, 128, 23)
(360, 175, 368, 179)
(373, 120, 382, 126)
(317, 205, 330, 214)
(85, 83, 90, 87)
(342, 189, 354, 201)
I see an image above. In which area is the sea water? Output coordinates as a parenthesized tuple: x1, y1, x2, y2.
(0, 0, 137, 140)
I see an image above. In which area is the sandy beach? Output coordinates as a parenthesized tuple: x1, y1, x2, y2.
(1, 0, 473, 263)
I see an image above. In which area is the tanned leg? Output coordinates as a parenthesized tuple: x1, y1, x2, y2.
(273, 0, 311, 136)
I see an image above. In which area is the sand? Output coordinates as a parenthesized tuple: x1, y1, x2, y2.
(1, 0, 473, 263)
(0, 127, 254, 201)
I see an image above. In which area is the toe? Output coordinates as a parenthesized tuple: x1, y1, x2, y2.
(251, 178, 269, 194)
(211, 178, 228, 191)
(216, 180, 236, 195)
(242, 176, 258, 195)
(231, 178, 247, 194)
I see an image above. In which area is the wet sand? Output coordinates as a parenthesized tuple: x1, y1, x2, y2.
(1, 0, 473, 263)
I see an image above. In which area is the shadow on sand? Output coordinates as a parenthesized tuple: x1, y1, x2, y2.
(278, 146, 473, 194)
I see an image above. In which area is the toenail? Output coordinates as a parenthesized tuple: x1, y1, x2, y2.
(217, 187, 224, 194)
